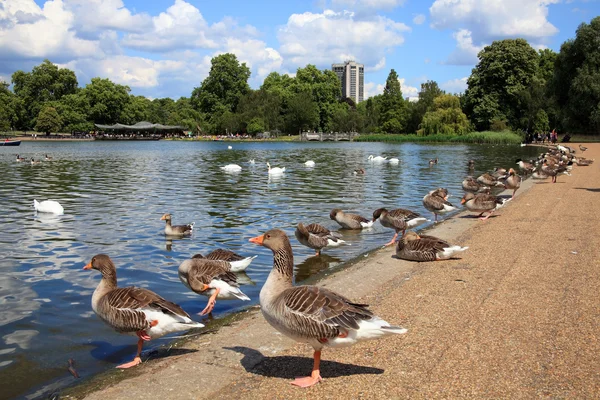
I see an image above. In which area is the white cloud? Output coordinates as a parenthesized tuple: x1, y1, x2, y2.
(399, 77, 419, 101)
(278, 10, 410, 72)
(364, 81, 385, 99)
(430, 0, 559, 65)
(222, 38, 283, 80)
(413, 14, 426, 25)
(441, 76, 468, 93)
(331, 0, 406, 11)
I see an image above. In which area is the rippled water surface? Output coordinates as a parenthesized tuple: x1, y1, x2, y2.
(0, 140, 542, 398)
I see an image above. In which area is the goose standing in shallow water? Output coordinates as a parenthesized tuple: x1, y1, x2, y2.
(160, 213, 194, 236)
(329, 208, 373, 229)
(249, 229, 407, 388)
(396, 231, 468, 262)
(267, 162, 285, 175)
(84, 254, 204, 368)
(422, 188, 457, 222)
(372, 208, 427, 246)
(460, 192, 507, 221)
(192, 249, 257, 272)
(295, 223, 346, 256)
(179, 257, 250, 315)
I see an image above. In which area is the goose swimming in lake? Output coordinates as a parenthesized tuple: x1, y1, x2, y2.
(372, 208, 428, 246)
(267, 162, 285, 175)
(422, 188, 457, 222)
(160, 213, 194, 236)
(220, 164, 242, 172)
(44, 154, 53, 161)
(84, 254, 204, 368)
(368, 155, 387, 163)
(249, 229, 407, 388)
(330, 208, 373, 229)
(353, 168, 366, 175)
(33, 199, 64, 215)
(192, 249, 257, 272)
(460, 192, 507, 221)
(295, 223, 346, 256)
(30, 158, 41, 165)
(16, 154, 25, 162)
(396, 231, 468, 262)
(179, 257, 250, 315)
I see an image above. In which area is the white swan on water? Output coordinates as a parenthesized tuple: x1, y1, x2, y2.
(304, 160, 315, 167)
(368, 155, 387, 163)
(33, 199, 64, 215)
(220, 164, 242, 172)
(267, 162, 285, 175)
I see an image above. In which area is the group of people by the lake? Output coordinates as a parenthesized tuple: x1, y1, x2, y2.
(525, 128, 559, 144)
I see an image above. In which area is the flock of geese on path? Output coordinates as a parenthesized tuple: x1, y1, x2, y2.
(33, 144, 594, 387)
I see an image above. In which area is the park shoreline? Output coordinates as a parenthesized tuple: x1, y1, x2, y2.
(59, 161, 549, 399)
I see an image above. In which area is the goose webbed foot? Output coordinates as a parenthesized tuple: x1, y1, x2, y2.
(291, 350, 322, 388)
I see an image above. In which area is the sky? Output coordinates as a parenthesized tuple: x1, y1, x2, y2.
(0, 0, 598, 101)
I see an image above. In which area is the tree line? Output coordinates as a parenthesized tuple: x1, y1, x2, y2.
(1, 17, 598, 136)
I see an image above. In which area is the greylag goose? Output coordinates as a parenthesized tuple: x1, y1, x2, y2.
(579, 145, 587, 152)
(516, 159, 535, 175)
(462, 176, 490, 193)
(541, 160, 559, 183)
(504, 168, 521, 198)
(249, 229, 406, 387)
(83, 254, 204, 368)
(330, 208, 373, 229)
(492, 167, 507, 179)
(467, 159, 475, 169)
(192, 249, 257, 272)
(477, 173, 503, 187)
(396, 231, 468, 262)
(295, 223, 346, 256)
(422, 188, 457, 222)
(160, 213, 194, 236)
(372, 208, 427, 246)
(575, 158, 594, 166)
(460, 192, 507, 221)
(178, 257, 250, 315)
(532, 168, 550, 180)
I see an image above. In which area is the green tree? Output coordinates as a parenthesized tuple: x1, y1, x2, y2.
(191, 53, 250, 133)
(0, 81, 15, 131)
(420, 94, 470, 135)
(552, 17, 600, 133)
(121, 95, 152, 124)
(35, 106, 62, 134)
(11, 59, 78, 129)
(406, 80, 445, 133)
(380, 69, 408, 133)
(285, 90, 319, 133)
(292, 65, 341, 131)
(533, 109, 550, 133)
(81, 78, 131, 124)
(53, 92, 92, 132)
(246, 117, 265, 134)
(464, 39, 539, 130)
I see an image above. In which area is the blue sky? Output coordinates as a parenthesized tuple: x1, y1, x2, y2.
(0, 0, 598, 100)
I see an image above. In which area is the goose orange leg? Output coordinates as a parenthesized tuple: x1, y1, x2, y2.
(117, 320, 157, 369)
(291, 350, 323, 388)
(200, 287, 220, 315)
(384, 232, 399, 246)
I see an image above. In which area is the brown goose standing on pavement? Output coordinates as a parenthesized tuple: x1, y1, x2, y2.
(295, 223, 346, 256)
(178, 257, 250, 315)
(516, 159, 535, 176)
(477, 173, 504, 187)
(504, 168, 522, 198)
(329, 208, 374, 229)
(396, 231, 468, 262)
(192, 249, 257, 272)
(372, 208, 428, 246)
(160, 213, 194, 236)
(422, 188, 457, 222)
(460, 192, 507, 221)
(249, 229, 406, 388)
(83, 254, 204, 368)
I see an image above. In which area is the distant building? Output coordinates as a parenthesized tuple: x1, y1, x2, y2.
(332, 61, 364, 104)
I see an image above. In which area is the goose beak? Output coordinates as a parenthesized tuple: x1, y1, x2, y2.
(249, 234, 264, 245)
(160, 215, 166, 220)
(83, 262, 92, 270)
(460, 198, 466, 205)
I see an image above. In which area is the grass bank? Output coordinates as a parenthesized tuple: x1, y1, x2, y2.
(355, 130, 523, 145)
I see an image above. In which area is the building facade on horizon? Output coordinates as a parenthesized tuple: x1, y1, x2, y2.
(332, 61, 364, 104)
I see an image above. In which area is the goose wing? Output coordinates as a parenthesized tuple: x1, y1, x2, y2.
(388, 208, 420, 221)
(280, 285, 373, 338)
(98, 287, 189, 333)
(185, 260, 239, 292)
(473, 193, 502, 210)
(424, 194, 453, 212)
(205, 249, 244, 262)
(346, 213, 370, 224)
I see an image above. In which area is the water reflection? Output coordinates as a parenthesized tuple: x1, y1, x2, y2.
(0, 140, 543, 398)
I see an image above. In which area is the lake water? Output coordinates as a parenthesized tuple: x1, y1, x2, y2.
(0, 140, 542, 399)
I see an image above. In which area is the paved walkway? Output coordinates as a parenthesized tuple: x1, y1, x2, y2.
(72, 144, 600, 400)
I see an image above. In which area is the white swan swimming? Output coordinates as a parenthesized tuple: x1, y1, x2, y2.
(389, 158, 400, 164)
(267, 162, 285, 175)
(249, 159, 255, 164)
(220, 164, 242, 172)
(368, 155, 387, 163)
(227, 145, 232, 150)
(304, 160, 315, 167)
(33, 199, 64, 215)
